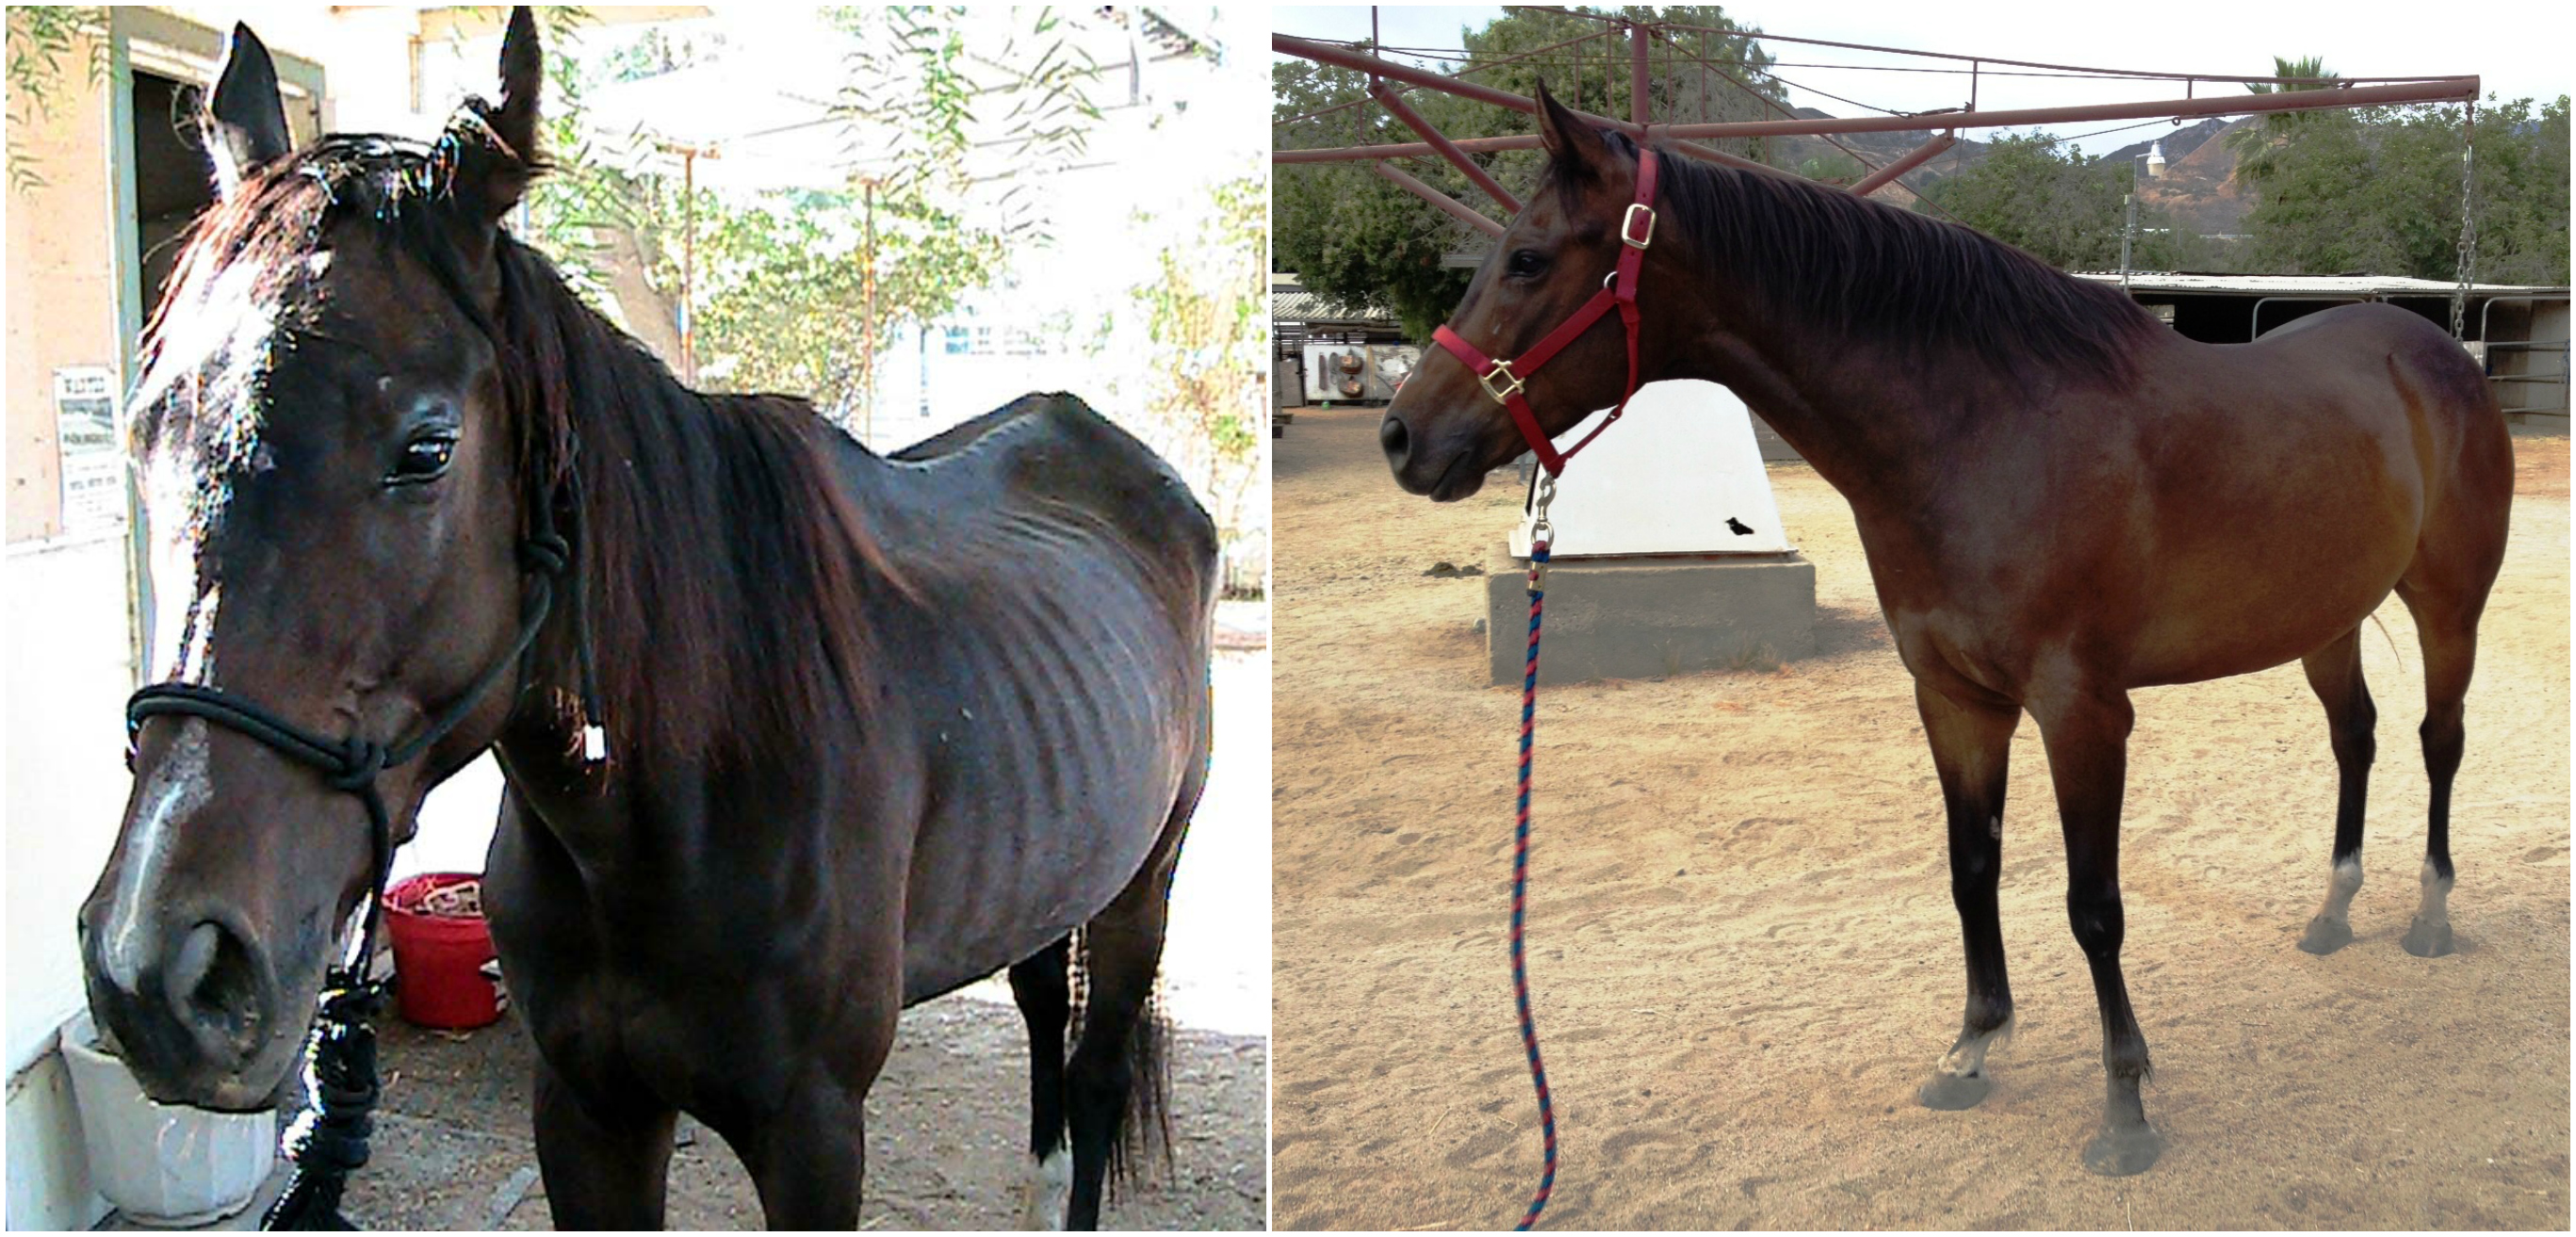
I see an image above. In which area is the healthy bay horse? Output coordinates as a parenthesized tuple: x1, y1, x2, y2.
(1379, 82, 2511, 1175)
(78, 11, 1216, 1229)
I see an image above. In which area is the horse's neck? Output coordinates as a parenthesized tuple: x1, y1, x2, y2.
(1660, 282, 2014, 507)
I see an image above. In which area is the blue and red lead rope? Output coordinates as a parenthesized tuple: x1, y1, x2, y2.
(1512, 540, 1558, 1231)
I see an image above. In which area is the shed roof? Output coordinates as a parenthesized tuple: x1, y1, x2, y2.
(1273, 274, 1398, 326)
(2070, 272, 2568, 299)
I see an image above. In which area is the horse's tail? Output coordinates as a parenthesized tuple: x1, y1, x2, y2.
(1111, 975, 1172, 1188)
(1069, 925, 1175, 1190)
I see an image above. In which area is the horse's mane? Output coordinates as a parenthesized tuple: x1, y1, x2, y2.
(131, 118, 883, 767)
(1582, 130, 2158, 382)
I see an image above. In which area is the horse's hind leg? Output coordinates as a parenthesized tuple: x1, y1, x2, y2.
(2396, 587, 2486, 957)
(1064, 786, 1197, 1229)
(2390, 394, 2508, 955)
(2296, 627, 2375, 954)
(1010, 935, 1075, 1228)
(1912, 681, 2021, 1111)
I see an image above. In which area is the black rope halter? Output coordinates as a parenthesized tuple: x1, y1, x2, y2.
(123, 455, 602, 1230)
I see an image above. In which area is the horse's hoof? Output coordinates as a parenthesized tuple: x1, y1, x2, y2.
(2402, 918, 2455, 957)
(2296, 915, 2354, 954)
(2081, 1122, 2164, 1177)
(1917, 1070, 1992, 1111)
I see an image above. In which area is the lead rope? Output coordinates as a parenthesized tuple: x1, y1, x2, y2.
(1510, 476, 1560, 1231)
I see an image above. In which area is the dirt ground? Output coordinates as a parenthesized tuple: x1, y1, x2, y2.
(1272, 407, 2569, 1230)
(312, 996, 1266, 1230)
(135, 648, 1271, 1232)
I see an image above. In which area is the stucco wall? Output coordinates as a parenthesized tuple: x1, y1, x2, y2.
(5, 19, 120, 545)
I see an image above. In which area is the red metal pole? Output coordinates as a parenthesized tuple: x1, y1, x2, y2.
(1275, 74, 2478, 163)
(1277, 33, 1645, 138)
(1375, 162, 1509, 238)
(1629, 20, 1651, 124)
(1370, 80, 1522, 214)
(1652, 21, 2464, 86)
(1849, 131, 1956, 196)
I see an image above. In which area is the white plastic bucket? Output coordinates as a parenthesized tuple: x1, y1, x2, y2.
(57, 1010, 276, 1227)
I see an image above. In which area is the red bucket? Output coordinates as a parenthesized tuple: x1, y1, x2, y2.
(383, 872, 501, 1030)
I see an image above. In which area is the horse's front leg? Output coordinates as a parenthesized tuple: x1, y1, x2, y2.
(489, 789, 681, 1227)
(530, 1050, 679, 1229)
(735, 996, 896, 1229)
(1914, 680, 2022, 1111)
(2032, 685, 2162, 1176)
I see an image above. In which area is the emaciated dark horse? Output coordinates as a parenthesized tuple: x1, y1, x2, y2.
(1381, 84, 2510, 1176)
(80, 11, 1215, 1228)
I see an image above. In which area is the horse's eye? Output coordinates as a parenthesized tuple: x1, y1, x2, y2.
(1507, 250, 1547, 279)
(388, 433, 456, 485)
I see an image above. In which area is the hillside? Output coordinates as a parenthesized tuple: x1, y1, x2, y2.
(1777, 107, 2253, 236)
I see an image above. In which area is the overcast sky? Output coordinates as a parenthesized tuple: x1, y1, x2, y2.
(1276, 2, 2572, 158)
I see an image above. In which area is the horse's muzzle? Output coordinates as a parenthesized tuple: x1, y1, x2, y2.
(77, 905, 287, 1111)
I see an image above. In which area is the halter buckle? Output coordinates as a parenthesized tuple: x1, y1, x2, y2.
(1478, 358, 1525, 405)
(1622, 203, 1657, 250)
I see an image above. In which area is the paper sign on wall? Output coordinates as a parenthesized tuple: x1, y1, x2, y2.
(54, 366, 122, 536)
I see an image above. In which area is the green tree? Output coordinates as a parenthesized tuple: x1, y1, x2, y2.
(6, 7, 107, 191)
(1913, 134, 2168, 270)
(514, 8, 1109, 425)
(2234, 95, 2569, 283)
(1273, 6, 1780, 338)
(1795, 152, 1865, 184)
(2222, 55, 2340, 182)
(1133, 175, 1267, 589)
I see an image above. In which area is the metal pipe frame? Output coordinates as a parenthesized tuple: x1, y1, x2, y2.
(1652, 20, 2466, 88)
(1374, 161, 1509, 238)
(1277, 73, 2478, 163)
(2476, 295, 2572, 414)
(1629, 20, 1650, 123)
(2249, 296, 2366, 341)
(1646, 26, 1887, 180)
(1278, 33, 1654, 138)
(2480, 294, 2571, 349)
(1849, 132, 1956, 196)
(1370, 80, 1522, 213)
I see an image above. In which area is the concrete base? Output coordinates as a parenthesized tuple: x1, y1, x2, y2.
(1484, 545, 1816, 685)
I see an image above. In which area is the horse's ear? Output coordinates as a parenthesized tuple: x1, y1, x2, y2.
(457, 7, 543, 220)
(203, 23, 291, 197)
(488, 7, 543, 167)
(1533, 79, 1612, 184)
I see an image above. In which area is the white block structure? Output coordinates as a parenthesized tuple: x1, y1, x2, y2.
(1483, 380, 1818, 685)
(1509, 380, 1792, 559)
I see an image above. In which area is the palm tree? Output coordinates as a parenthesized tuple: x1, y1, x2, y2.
(2222, 56, 2340, 182)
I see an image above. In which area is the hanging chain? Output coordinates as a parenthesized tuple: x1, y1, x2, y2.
(2453, 99, 2477, 340)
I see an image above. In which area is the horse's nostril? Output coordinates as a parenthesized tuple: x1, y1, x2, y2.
(169, 920, 262, 1043)
(1379, 415, 1411, 464)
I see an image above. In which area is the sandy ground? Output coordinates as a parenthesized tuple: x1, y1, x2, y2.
(121, 648, 1270, 1232)
(1272, 407, 2568, 1230)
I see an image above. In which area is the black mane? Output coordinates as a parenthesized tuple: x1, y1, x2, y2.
(1581, 129, 2158, 382)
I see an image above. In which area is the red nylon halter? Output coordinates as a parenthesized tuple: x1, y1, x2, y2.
(1433, 147, 1660, 478)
